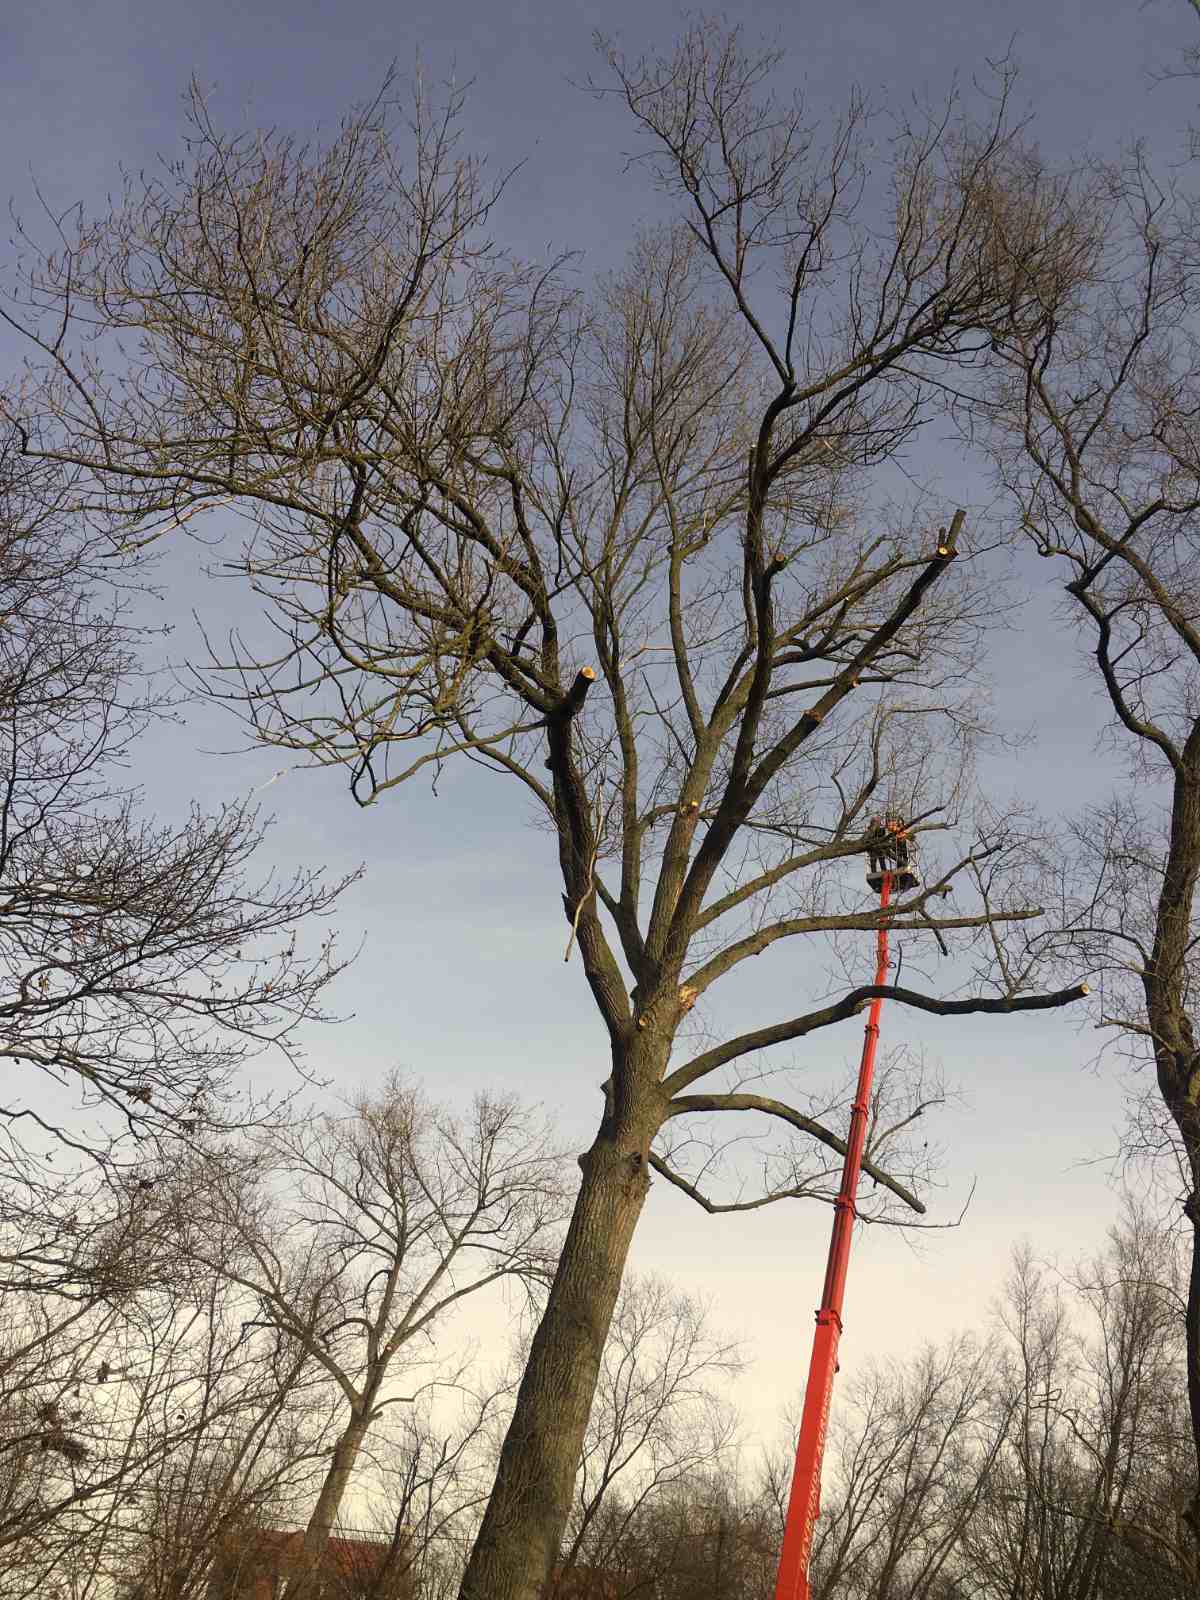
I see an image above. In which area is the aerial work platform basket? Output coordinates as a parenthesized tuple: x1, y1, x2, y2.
(865, 815, 919, 894)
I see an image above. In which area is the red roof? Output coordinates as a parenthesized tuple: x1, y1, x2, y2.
(546, 1563, 620, 1600)
(207, 1527, 409, 1600)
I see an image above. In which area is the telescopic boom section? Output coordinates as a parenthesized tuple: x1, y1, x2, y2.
(773, 872, 894, 1600)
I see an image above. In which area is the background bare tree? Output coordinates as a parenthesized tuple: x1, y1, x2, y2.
(2, 23, 1100, 1595)
(0, 392, 354, 1598)
(107, 1330, 333, 1600)
(0, 434, 352, 1187)
(350, 1379, 521, 1600)
(0, 1173, 336, 1600)
(974, 150, 1200, 1543)
(583, 1463, 779, 1600)
(548, 1274, 740, 1593)
(803, 1329, 1007, 1599)
(165, 1077, 564, 1598)
(196, 1372, 517, 1600)
(750, 1205, 1193, 1600)
(963, 1217, 1191, 1599)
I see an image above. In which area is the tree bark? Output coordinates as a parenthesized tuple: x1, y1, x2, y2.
(286, 1409, 373, 1598)
(459, 1059, 661, 1600)
(1179, 1124, 1200, 1547)
(1145, 752, 1200, 1546)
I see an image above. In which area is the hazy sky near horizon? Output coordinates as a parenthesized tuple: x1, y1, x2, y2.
(4, 0, 1199, 1453)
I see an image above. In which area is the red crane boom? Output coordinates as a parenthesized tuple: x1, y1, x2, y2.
(773, 870, 894, 1600)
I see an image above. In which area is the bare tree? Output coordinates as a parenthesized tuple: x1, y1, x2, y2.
(107, 1332, 333, 1600)
(1, 24, 1099, 1595)
(962, 1213, 1193, 1599)
(351, 1379, 521, 1600)
(563, 1460, 779, 1600)
(798, 1205, 1191, 1600)
(973, 149, 1200, 1544)
(550, 1274, 740, 1590)
(0, 436, 353, 1188)
(801, 1330, 1008, 1599)
(0, 1172, 335, 1600)
(167, 1077, 564, 1598)
(0, 422, 353, 1595)
(553, 1205, 1194, 1600)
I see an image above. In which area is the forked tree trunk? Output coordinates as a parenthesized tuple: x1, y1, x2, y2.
(459, 1060, 662, 1600)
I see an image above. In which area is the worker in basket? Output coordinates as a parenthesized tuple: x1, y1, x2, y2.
(866, 814, 918, 892)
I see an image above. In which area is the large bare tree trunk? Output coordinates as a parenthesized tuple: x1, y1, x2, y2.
(1147, 754, 1200, 1546)
(286, 1410, 372, 1598)
(1185, 1154, 1200, 1548)
(460, 1060, 661, 1600)
(1170, 1106, 1200, 1547)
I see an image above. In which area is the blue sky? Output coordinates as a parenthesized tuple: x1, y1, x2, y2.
(5, 0, 1198, 1448)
